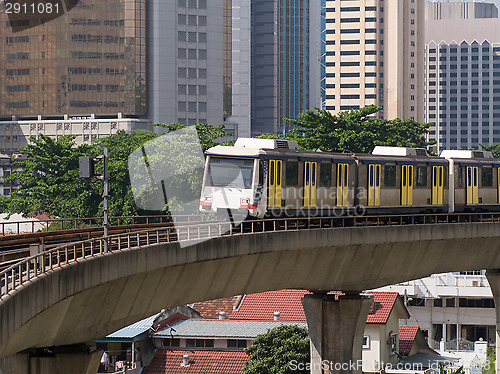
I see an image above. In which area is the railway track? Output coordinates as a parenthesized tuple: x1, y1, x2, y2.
(2, 211, 500, 271)
(0, 215, 217, 269)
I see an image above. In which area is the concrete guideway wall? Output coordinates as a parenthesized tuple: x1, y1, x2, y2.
(1, 222, 500, 358)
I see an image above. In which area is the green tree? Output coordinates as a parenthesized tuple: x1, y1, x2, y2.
(244, 324, 310, 374)
(283, 105, 432, 153)
(6, 134, 97, 218)
(483, 346, 496, 374)
(154, 123, 233, 152)
(4, 123, 232, 219)
(481, 144, 500, 158)
(92, 130, 158, 218)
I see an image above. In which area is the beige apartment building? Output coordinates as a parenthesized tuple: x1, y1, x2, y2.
(324, 0, 425, 121)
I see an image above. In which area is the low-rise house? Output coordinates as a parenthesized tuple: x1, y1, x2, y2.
(106, 290, 452, 374)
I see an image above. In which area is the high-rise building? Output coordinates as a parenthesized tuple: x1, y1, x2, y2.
(425, 1, 500, 152)
(0, 0, 151, 153)
(323, 0, 425, 121)
(147, 0, 224, 128)
(0, 0, 227, 152)
(231, 0, 322, 136)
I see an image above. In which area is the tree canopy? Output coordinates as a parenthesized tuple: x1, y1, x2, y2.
(283, 105, 432, 153)
(481, 144, 500, 158)
(244, 324, 310, 374)
(3, 123, 232, 219)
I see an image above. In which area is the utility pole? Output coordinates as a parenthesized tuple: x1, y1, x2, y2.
(102, 147, 109, 251)
(79, 147, 110, 252)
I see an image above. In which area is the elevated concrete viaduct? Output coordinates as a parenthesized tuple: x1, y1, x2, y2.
(1, 220, 500, 373)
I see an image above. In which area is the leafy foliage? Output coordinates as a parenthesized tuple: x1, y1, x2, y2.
(481, 144, 500, 158)
(155, 123, 234, 151)
(244, 324, 310, 374)
(4, 123, 229, 219)
(483, 346, 496, 374)
(284, 105, 432, 153)
(6, 134, 97, 218)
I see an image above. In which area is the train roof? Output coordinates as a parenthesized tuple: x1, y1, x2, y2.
(206, 140, 500, 165)
(205, 145, 449, 165)
(440, 149, 500, 166)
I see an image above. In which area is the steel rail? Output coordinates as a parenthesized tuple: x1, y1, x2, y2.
(1, 212, 500, 300)
(0, 214, 215, 236)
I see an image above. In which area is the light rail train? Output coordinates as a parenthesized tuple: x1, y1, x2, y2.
(199, 138, 500, 218)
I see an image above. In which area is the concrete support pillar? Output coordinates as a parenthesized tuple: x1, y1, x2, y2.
(301, 292, 372, 374)
(0, 345, 101, 374)
(486, 269, 500, 374)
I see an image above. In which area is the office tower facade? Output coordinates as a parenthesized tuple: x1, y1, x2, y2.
(0, 0, 147, 119)
(231, 0, 321, 136)
(147, 0, 224, 128)
(323, 0, 425, 121)
(0, 0, 150, 153)
(0, 0, 227, 152)
(425, 1, 500, 151)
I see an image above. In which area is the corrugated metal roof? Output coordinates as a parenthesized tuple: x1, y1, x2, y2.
(105, 312, 162, 339)
(154, 319, 307, 339)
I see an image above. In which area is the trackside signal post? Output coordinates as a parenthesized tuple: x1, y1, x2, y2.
(79, 148, 109, 251)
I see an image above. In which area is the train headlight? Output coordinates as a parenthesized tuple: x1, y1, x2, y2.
(240, 198, 250, 205)
(204, 196, 213, 202)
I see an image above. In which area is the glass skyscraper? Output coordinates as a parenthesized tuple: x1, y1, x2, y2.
(231, 0, 321, 136)
(0, 0, 147, 118)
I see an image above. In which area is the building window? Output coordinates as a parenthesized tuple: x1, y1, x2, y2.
(227, 339, 247, 348)
(162, 338, 180, 347)
(362, 336, 370, 349)
(389, 332, 398, 354)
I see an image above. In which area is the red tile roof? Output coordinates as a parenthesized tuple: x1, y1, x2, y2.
(142, 350, 249, 374)
(229, 290, 346, 323)
(229, 290, 308, 322)
(365, 292, 399, 324)
(399, 325, 419, 356)
(228, 290, 400, 325)
(192, 296, 240, 319)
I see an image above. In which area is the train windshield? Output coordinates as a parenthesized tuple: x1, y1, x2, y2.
(207, 157, 254, 189)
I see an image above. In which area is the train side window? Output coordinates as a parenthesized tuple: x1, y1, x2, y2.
(482, 167, 493, 187)
(416, 166, 427, 187)
(286, 161, 299, 186)
(384, 165, 396, 187)
(320, 163, 332, 187)
(457, 167, 463, 188)
(258, 160, 265, 185)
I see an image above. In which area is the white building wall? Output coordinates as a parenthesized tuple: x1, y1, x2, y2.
(377, 272, 496, 347)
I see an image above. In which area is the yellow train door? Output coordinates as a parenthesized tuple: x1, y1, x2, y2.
(304, 161, 317, 207)
(401, 165, 414, 206)
(310, 162, 317, 206)
(337, 163, 349, 207)
(368, 164, 381, 206)
(432, 166, 444, 205)
(267, 160, 282, 208)
(466, 166, 479, 204)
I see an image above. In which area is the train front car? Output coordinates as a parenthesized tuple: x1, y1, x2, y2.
(199, 139, 265, 219)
